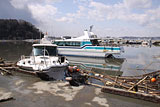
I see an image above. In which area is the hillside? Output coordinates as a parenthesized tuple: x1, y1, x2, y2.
(0, 19, 44, 40)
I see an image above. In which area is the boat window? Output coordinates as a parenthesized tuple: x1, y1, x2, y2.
(65, 42, 70, 46)
(54, 41, 80, 46)
(54, 41, 64, 46)
(45, 46, 57, 56)
(81, 41, 92, 46)
(75, 42, 81, 46)
(33, 47, 44, 56)
(33, 46, 57, 56)
(90, 39, 99, 46)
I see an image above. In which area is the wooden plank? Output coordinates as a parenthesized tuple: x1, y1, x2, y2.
(128, 76, 148, 91)
(0, 67, 12, 75)
(14, 68, 37, 76)
(101, 86, 160, 103)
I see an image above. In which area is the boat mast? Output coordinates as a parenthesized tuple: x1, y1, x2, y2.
(89, 25, 93, 32)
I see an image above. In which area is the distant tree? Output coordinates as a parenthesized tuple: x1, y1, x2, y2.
(0, 19, 44, 40)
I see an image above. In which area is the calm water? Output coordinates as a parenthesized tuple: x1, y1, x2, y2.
(1, 41, 159, 76)
(121, 45, 160, 76)
(0, 41, 160, 107)
(67, 45, 160, 77)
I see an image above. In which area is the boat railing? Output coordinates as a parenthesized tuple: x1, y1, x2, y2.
(20, 55, 30, 60)
(43, 49, 48, 67)
(20, 55, 48, 66)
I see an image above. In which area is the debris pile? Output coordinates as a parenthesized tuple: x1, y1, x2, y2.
(65, 66, 160, 103)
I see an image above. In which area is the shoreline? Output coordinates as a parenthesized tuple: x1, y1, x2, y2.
(0, 39, 40, 43)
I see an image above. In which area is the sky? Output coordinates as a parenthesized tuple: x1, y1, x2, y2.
(0, 0, 160, 37)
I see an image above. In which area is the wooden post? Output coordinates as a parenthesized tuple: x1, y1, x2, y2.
(128, 76, 148, 91)
(0, 67, 12, 75)
(113, 76, 118, 87)
(145, 83, 148, 94)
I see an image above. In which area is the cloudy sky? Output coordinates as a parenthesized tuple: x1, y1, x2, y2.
(0, 0, 160, 37)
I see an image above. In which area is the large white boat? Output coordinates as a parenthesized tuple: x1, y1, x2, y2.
(16, 43, 69, 80)
(53, 27, 123, 58)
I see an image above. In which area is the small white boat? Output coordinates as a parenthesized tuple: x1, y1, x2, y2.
(16, 43, 69, 80)
(141, 40, 152, 47)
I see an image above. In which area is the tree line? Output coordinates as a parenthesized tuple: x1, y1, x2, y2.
(0, 19, 44, 40)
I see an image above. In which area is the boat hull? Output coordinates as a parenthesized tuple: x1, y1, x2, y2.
(57, 48, 121, 58)
(17, 64, 68, 81)
(36, 65, 68, 80)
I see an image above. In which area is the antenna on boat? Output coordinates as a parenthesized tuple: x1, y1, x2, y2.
(89, 25, 93, 32)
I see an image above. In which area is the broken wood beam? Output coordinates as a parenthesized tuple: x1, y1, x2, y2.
(101, 85, 160, 103)
(14, 68, 36, 76)
(0, 67, 12, 75)
(128, 76, 148, 91)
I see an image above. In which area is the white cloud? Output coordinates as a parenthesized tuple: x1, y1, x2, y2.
(88, 1, 112, 21)
(87, 0, 160, 30)
(73, 0, 92, 6)
(88, 1, 129, 21)
(124, 0, 152, 9)
(45, 0, 62, 3)
(147, 7, 160, 21)
(9, 0, 160, 37)
(28, 4, 57, 23)
(10, 0, 61, 9)
(10, 0, 60, 33)
(10, 0, 29, 9)
(56, 5, 86, 23)
(56, 17, 73, 23)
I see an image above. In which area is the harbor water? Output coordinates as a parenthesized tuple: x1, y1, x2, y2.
(0, 41, 160, 107)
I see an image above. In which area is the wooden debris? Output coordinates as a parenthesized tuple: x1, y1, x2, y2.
(128, 76, 148, 91)
(79, 68, 160, 103)
(0, 58, 4, 64)
(101, 85, 160, 103)
(0, 67, 12, 75)
(14, 67, 36, 75)
(0, 58, 36, 76)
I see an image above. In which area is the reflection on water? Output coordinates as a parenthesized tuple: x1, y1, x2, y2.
(0, 41, 160, 77)
(66, 45, 160, 76)
(121, 45, 160, 76)
(67, 56, 125, 76)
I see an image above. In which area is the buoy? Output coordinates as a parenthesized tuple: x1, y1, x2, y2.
(151, 77, 156, 82)
(76, 69, 80, 72)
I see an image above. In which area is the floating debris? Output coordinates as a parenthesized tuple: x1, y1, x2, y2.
(65, 66, 88, 86)
(65, 66, 160, 103)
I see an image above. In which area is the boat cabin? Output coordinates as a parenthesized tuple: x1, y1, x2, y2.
(32, 44, 58, 56)
(53, 39, 101, 47)
(53, 40, 93, 47)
